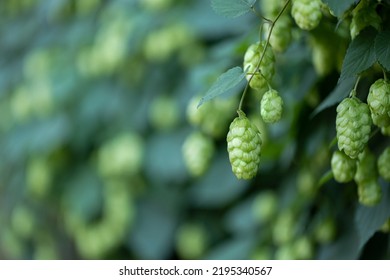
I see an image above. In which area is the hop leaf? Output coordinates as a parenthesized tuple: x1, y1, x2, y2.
(291, 0, 323, 31)
(336, 96, 372, 159)
(378, 146, 390, 181)
(331, 150, 357, 183)
(260, 89, 283, 123)
(227, 111, 262, 179)
(182, 131, 215, 177)
(243, 41, 275, 92)
(367, 79, 390, 128)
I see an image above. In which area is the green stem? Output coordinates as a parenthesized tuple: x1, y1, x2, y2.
(383, 68, 388, 81)
(238, 0, 291, 112)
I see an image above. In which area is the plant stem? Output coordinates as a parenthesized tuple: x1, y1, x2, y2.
(238, 0, 291, 112)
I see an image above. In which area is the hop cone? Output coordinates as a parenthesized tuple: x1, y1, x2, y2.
(381, 125, 390, 136)
(182, 131, 214, 177)
(355, 149, 381, 206)
(378, 147, 390, 181)
(260, 89, 283, 123)
(331, 150, 356, 183)
(291, 0, 322, 31)
(367, 79, 390, 128)
(227, 111, 262, 179)
(243, 42, 275, 92)
(267, 15, 292, 53)
(336, 96, 372, 159)
(350, 0, 381, 39)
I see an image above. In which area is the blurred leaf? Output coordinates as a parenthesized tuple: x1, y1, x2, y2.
(211, 0, 256, 18)
(224, 196, 258, 234)
(339, 28, 377, 82)
(206, 234, 257, 260)
(323, 0, 358, 17)
(188, 151, 248, 208)
(62, 167, 103, 222)
(197, 66, 245, 108)
(144, 130, 188, 184)
(128, 194, 180, 259)
(355, 182, 390, 250)
(375, 29, 390, 71)
(311, 77, 356, 117)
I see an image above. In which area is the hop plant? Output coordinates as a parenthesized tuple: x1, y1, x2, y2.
(260, 88, 283, 123)
(291, 0, 323, 31)
(331, 150, 357, 183)
(350, 0, 381, 39)
(336, 96, 372, 159)
(227, 111, 262, 179)
(243, 41, 275, 92)
(367, 79, 390, 128)
(378, 147, 390, 181)
(182, 131, 215, 177)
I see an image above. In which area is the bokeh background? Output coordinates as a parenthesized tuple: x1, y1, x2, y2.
(0, 0, 389, 260)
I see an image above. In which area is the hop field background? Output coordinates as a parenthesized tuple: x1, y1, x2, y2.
(0, 0, 389, 260)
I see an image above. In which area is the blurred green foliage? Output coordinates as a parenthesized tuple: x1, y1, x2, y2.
(0, 0, 389, 260)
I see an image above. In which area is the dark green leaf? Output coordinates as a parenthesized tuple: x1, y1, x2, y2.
(375, 29, 390, 71)
(198, 66, 245, 108)
(206, 235, 256, 260)
(211, 0, 256, 18)
(323, 0, 358, 17)
(339, 28, 377, 82)
(355, 182, 390, 250)
(311, 77, 356, 117)
(188, 151, 248, 208)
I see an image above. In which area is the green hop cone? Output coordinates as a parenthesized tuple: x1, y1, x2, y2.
(243, 41, 275, 92)
(358, 179, 382, 207)
(367, 79, 390, 128)
(331, 150, 357, 183)
(260, 89, 283, 123)
(378, 147, 390, 181)
(381, 125, 390, 136)
(336, 96, 372, 159)
(350, 0, 381, 39)
(291, 0, 323, 31)
(227, 111, 262, 179)
(182, 131, 214, 177)
(354, 149, 382, 206)
(267, 15, 292, 53)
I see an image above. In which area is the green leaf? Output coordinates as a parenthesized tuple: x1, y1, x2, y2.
(375, 29, 390, 71)
(355, 182, 390, 251)
(311, 77, 356, 117)
(211, 0, 256, 18)
(323, 0, 358, 17)
(197, 66, 245, 108)
(339, 28, 377, 82)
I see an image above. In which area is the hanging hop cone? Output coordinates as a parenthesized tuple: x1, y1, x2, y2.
(336, 96, 372, 159)
(227, 111, 262, 180)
